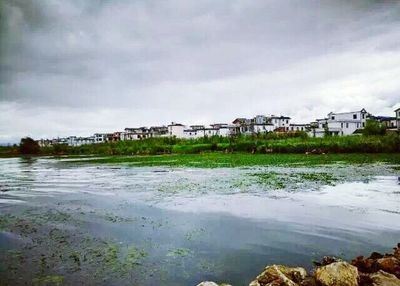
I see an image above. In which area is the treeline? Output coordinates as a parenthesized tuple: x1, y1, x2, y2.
(37, 132, 400, 155)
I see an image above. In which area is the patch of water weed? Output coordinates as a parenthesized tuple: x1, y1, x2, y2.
(166, 247, 193, 258)
(23, 209, 73, 224)
(298, 172, 337, 185)
(0, 214, 17, 230)
(250, 172, 287, 189)
(102, 212, 135, 223)
(91, 242, 148, 278)
(124, 246, 147, 269)
(185, 228, 206, 241)
(250, 171, 339, 190)
(32, 275, 64, 286)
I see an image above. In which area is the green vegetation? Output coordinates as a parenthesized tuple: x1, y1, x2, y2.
(363, 119, 387, 136)
(70, 153, 400, 168)
(250, 171, 338, 190)
(19, 137, 40, 155)
(166, 248, 193, 258)
(1, 132, 400, 157)
(35, 133, 400, 155)
(32, 275, 64, 286)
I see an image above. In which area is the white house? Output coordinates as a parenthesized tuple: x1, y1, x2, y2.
(167, 123, 186, 138)
(312, 109, 370, 137)
(124, 127, 150, 140)
(396, 107, 400, 131)
(270, 116, 291, 131)
(149, 126, 168, 137)
(210, 124, 235, 136)
(183, 127, 205, 139)
(253, 123, 275, 133)
(94, 133, 107, 144)
(289, 124, 309, 132)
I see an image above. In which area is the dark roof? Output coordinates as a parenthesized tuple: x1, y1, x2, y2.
(372, 116, 396, 121)
(270, 116, 291, 119)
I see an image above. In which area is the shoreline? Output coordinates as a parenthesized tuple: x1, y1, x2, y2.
(198, 243, 400, 286)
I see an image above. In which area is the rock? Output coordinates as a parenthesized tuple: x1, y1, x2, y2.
(250, 264, 307, 286)
(369, 270, 400, 286)
(376, 257, 400, 277)
(197, 282, 219, 286)
(394, 244, 400, 260)
(196, 282, 232, 286)
(314, 256, 341, 267)
(314, 261, 359, 286)
(352, 255, 375, 273)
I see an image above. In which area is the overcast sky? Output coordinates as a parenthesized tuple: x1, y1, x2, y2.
(1, 0, 400, 143)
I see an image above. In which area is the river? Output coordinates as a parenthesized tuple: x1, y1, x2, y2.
(0, 157, 399, 285)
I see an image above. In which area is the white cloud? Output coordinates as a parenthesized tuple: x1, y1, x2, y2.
(1, 0, 400, 142)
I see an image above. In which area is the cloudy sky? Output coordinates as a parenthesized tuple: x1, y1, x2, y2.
(1, 0, 400, 143)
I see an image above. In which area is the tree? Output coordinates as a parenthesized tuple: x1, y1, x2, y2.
(19, 137, 40, 155)
(363, 119, 386, 136)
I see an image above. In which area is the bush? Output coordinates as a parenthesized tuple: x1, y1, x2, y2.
(363, 119, 386, 136)
(19, 137, 40, 155)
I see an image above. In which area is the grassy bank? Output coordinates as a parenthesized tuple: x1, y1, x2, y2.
(2, 133, 400, 158)
(43, 133, 400, 156)
(68, 153, 400, 168)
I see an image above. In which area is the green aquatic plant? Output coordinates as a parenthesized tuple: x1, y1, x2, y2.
(32, 275, 64, 286)
(166, 247, 193, 258)
(67, 153, 400, 168)
(250, 172, 287, 189)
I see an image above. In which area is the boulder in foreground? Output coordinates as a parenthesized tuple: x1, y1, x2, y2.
(314, 261, 359, 286)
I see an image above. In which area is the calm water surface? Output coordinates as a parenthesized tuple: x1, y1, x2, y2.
(0, 157, 399, 285)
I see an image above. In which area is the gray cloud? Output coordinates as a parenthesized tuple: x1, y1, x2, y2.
(1, 0, 400, 142)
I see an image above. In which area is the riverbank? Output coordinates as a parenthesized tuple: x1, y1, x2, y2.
(2, 134, 400, 158)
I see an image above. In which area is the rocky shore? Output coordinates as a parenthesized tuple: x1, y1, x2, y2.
(197, 243, 400, 286)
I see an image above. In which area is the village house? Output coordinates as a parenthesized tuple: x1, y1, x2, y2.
(312, 109, 370, 137)
(210, 123, 235, 137)
(396, 107, 400, 130)
(270, 115, 291, 131)
(124, 127, 150, 140)
(371, 116, 397, 131)
(167, 122, 186, 138)
(232, 115, 287, 134)
(183, 125, 205, 139)
(36, 106, 400, 145)
(149, 126, 168, 137)
(94, 133, 107, 144)
(289, 123, 310, 132)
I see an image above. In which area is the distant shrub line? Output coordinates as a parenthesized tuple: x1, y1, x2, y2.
(1, 132, 399, 157)
(39, 132, 400, 155)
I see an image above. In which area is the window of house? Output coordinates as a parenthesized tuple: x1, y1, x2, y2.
(362, 122, 365, 127)
(331, 116, 335, 120)
(362, 114, 365, 119)
(346, 123, 349, 128)
(286, 120, 289, 124)
(341, 123, 343, 128)
(353, 114, 357, 119)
